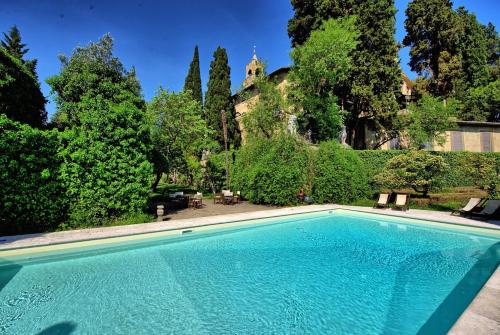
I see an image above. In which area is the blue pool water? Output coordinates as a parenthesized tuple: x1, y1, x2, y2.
(0, 211, 499, 335)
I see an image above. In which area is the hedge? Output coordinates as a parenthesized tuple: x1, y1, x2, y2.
(232, 134, 311, 205)
(358, 150, 500, 188)
(0, 115, 67, 235)
(312, 141, 368, 204)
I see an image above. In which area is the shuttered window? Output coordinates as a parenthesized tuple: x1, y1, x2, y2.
(481, 132, 492, 152)
(451, 131, 464, 151)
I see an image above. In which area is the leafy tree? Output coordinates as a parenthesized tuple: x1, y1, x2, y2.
(204, 47, 240, 148)
(0, 115, 66, 235)
(403, 0, 460, 80)
(374, 151, 448, 197)
(47, 34, 143, 128)
(402, 95, 458, 149)
(241, 75, 288, 139)
(482, 22, 500, 79)
(183, 45, 203, 105)
(288, 17, 359, 142)
(147, 89, 213, 191)
(457, 7, 490, 88)
(59, 88, 153, 227)
(312, 141, 368, 204)
(460, 80, 500, 122)
(288, 0, 402, 148)
(0, 48, 47, 127)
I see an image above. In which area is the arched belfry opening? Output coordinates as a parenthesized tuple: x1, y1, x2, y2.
(244, 46, 264, 87)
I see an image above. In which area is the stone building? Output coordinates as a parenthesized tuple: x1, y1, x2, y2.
(234, 52, 500, 152)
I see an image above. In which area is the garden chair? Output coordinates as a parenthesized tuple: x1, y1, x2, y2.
(373, 193, 390, 209)
(451, 198, 483, 216)
(233, 191, 241, 204)
(467, 199, 500, 220)
(392, 193, 409, 211)
(213, 193, 223, 204)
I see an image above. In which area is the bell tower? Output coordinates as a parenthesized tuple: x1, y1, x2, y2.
(244, 46, 263, 87)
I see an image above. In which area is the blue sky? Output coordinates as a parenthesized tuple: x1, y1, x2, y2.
(1, 0, 499, 117)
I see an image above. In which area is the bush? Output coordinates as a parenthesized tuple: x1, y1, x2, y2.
(373, 151, 448, 197)
(358, 150, 500, 189)
(312, 141, 368, 204)
(232, 134, 310, 205)
(0, 115, 67, 235)
(58, 94, 153, 227)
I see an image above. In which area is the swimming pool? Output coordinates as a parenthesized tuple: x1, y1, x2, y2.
(0, 210, 499, 334)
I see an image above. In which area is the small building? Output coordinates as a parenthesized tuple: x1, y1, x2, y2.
(233, 52, 500, 152)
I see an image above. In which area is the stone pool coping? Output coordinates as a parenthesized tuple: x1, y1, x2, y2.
(0, 204, 499, 334)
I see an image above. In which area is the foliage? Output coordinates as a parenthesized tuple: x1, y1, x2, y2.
(232, 134, 310, 205)
(241, 76, 288, 139)
(288, 17, 359, 142)
(204, 150, 235, 193)
(0, 48, 47, 127)
(58, 89, 153, 227)
(359, 150, 500, 190)
(288, 0, 402, 148)
(0, 115, 66, 235)
(47, 34, 143, 128)
(460, 80, 500, 122)
(402, 95, 458, 149)
(459, 154, 498, 190)
(183, 45, 203, 105)
(204, 47, 240, 148)
(0, 25, 37, 73)
(482, 22, 500, 79)
(374, 151, 448, 197)
(457, 8, 490, 88)
(312, 141, 368, 204)
(147, 89, 213, 190)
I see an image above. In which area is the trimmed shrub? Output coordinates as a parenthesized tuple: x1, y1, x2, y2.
(0, 115, 67, 235)
(312, 141, 368, 204)
(373, 151, 448, 197)
(232, 134, 310, 205)
(358, 150, 500, 189)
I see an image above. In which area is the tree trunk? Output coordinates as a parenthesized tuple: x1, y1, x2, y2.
(152, 169, 162, 192)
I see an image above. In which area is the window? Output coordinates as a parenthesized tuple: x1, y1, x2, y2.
(481, 132, 492, 152)
(450, 131, 464, 151)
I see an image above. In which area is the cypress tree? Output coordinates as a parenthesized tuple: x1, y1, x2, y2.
(204, 47, 240, 147)
(287, 0, 402, 148)
(457, 7, 490, 88)
(0, 27, 46, 128)
(183, 45, 203, 105)
(1, 25, 28, 59)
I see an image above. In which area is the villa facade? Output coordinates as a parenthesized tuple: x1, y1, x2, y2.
(234, 53, 500, 152)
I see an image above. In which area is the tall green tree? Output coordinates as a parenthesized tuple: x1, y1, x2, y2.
(289, 17, 359, 142)
(204, 47, 240, 147)
(482, 22, 500, 79)
(147, 89, 213, 191)
(1, 25, 37, 73)
(403, 0, 460, 79)
(183, 45, 203, 105)
(288, 0, 402, 148)
(457, 7, 490, 88)
(0, 48, 47, 127)
(47, 34, 143, 128)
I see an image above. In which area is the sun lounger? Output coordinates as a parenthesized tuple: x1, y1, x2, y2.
(392, 193, 409, 211)
(451, 198, 483, 216)
(468, 199, 500, 220)
(374, 193, 390, 209)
